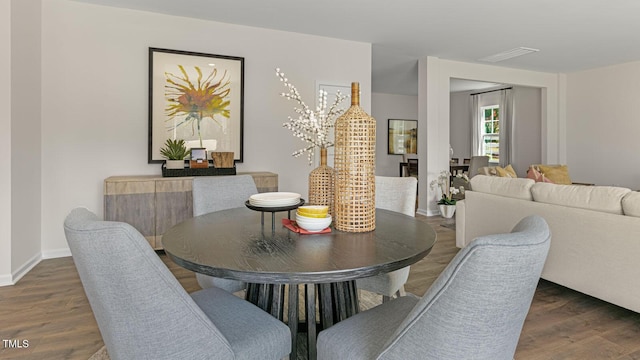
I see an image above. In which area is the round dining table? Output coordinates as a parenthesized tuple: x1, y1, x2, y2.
(163, 207, 437, 360)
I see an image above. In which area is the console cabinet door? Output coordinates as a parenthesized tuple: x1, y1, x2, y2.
(104, 180, 156, 248)
(155, 179, 193, 249)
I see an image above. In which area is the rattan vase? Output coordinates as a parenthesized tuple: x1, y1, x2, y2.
(333, 82, 376, 232)
(308, 147, 335, 216)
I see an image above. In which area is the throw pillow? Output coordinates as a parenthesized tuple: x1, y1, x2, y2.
(495, 164, 517, 178)
(538, 164, 572, 185)
(527, 166, 554, 183)
(477, 166, 498, 176)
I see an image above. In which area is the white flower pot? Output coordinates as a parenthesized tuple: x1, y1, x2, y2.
(165, 160, 185, 170)
(439, 204, 456, 219)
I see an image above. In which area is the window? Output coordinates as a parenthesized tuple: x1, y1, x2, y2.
(481, 105, 499, 163)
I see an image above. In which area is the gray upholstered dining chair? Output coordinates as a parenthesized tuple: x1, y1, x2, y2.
(467, 155, 490, 178)
(356, 176, 418, 302)
(318, 215, 550, 360)
(192, 175, 258, 293)
(64, 208, 290, 360)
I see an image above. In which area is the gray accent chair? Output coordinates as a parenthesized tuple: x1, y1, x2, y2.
(356, 176, 418, 302)
(64, 207, 290, 360)
(318, 215, 550, 360)
(192, 175, 258, 293)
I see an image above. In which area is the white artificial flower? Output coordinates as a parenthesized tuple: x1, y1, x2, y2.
(277, 68, 347, 165)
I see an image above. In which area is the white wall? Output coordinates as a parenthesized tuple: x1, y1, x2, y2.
(10, 0, 42, 280)
(450, 86, 542, 177)
(419, 57, 443, 216)
(419, 57, 562, 216)
(567, 61, 640, 188)
(0, 0, 12, 285)
(371, 92, 418, 177)
(38, 1, 371, 255)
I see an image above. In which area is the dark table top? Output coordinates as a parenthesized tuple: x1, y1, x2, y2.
(163, 208, 437, 284)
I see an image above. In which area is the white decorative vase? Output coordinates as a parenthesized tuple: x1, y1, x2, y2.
(165, 160, 185, 169)
(439, 204, 456, 219)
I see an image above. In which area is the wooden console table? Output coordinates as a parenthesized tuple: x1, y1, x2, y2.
(104, 172, 278, 250)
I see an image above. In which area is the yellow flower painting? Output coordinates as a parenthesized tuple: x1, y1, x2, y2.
(164, 65, 231, 148)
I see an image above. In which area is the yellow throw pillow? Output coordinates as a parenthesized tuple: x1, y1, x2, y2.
(495, 164, 517, 178)
(538, 164, 572, 185)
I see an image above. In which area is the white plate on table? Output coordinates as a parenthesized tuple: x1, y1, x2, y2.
(249, 192, 301, 207)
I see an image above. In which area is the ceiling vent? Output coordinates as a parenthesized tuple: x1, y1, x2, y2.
(478, 47, 540, 63)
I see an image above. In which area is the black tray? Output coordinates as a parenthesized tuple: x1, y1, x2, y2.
(161, 163, 236, 177)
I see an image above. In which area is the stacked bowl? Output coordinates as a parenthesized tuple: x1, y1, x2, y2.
(296, 206, 332, 232)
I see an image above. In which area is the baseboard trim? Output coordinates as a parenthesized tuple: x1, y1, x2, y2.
(10, 252, 42, 285)
(42, 248, 72, 259)
(417, 208, 439, 217)
(0, 248, 72, 287)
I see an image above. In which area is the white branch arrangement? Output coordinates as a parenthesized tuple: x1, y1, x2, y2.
(276, 68, 347, 165)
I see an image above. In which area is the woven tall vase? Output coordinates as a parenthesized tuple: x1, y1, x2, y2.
(308, 147, 335, 216)
(333, 82, 376, 232)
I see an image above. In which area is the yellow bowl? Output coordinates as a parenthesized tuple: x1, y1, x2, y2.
(297, 205, 328, 217)
(296, 211, 327, 219)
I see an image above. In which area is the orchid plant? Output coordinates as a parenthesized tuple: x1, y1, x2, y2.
(430, 170, 465, 205)
(276, 68, 347, 165)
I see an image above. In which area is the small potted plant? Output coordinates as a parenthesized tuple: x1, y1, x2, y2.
(160, 138, 190, 169)
(430, 170, 460, 218)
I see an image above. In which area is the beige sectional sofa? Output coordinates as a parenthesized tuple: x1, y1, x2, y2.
(456, 175, 640, 313)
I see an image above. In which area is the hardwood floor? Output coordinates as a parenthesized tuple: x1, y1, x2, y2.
(1, 215, 639, 359)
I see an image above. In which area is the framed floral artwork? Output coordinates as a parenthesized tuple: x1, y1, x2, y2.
(148, 48, 244, 163)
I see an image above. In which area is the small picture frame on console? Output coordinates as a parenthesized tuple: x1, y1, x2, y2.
(190, 148, 208, 168)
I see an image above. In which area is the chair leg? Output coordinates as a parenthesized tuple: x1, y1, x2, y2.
(383, 286, 406, 304)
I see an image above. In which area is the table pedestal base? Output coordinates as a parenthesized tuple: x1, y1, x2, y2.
(245, 281, 359, 360)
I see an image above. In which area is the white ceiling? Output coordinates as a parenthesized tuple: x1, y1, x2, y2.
(71, 0, 640, 95)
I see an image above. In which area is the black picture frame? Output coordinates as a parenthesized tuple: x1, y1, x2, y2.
(148, 47, 244, 164)
(388, 119, 417, 155)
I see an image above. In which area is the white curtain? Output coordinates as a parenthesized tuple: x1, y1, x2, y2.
(470, 94, 480, 156)
(498, 88, 514, 167)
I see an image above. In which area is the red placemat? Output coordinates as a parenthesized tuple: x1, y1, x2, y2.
(282, 219, 331, 234)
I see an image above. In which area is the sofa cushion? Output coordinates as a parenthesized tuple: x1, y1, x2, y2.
(531, 183, 631, 215)
(622, 191, 640, 217)
(537, 165, 572, 185)
(469, 175, 535, 201)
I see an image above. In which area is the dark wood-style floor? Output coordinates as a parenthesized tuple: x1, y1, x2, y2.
(1, 216, 640, 359)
